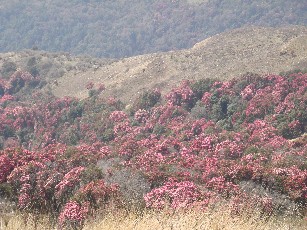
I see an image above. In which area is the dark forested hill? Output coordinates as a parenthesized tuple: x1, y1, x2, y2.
(0, 0, 306, 58)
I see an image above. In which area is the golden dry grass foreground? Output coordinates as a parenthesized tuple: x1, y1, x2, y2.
(1, 208, 307, 230)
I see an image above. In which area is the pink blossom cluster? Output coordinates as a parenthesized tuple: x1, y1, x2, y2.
(272, 166, 307, 200)
(201, 92, 212, 106)
(109, 110, 128, 122)
(241, 84, 255, 100)
(215, 81, 235, 95)
(0, 94, 14, 104)
(0, 144, 105, 214)
(191, 134, 216, 153)
(58, 201, 89, 229)
(113, 121, 132, 136)
(134, 109, 149, 123)
(166, 81, 194, 106)
(144, 179, 210, 209)
(99, 145, 112, 157)
(214, 140, 243, 158)
(205, 176, 239, 197)
(76, 180, 119, 205)
(0, 155, 13, 182)
(245, 74, 307, 120)
(55, 166, 85, 198)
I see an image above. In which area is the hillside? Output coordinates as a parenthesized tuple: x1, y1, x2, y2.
(46, 26, 307, 102)
(0, 0, 306, 58)
(0, 25, 307, 229)
(1, 26, 306, 103)
(0, 70, 307, 228)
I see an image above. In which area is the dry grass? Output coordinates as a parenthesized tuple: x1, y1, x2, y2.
(1, 208, 306, 230)
(0, 213, 52, 230)
(84, 209, 307, 230)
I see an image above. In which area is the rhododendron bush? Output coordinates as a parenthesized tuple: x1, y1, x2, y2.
(0, 70, 307, 227)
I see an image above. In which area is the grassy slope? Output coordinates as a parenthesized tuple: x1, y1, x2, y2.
(1, 26, 306, 103)
(50, 26, 307, 103)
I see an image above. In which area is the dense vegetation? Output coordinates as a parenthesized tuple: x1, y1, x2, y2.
(0, 0, 306, 58)
(0, 68, 306, 228)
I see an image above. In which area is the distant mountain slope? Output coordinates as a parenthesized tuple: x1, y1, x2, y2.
(47, 26, 307, 103)
(0, 0, 306, 58)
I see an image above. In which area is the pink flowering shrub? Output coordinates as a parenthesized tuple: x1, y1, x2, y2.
(74, 180, 119, 209)
(0, 144, 106, 217)
(109, 111, 128, 122)
(214, 139, 244, 159)
(0, 155, 13, 182)
(58, 201, 89, 229)
(241, 83, 255, 100)
(55, 167, 85, 199)
(144, 179, 211, 209)
(134, 109, 150, 123)
(272, 166, 307, 202)
(166, 80, 195, 109)
(205, 176, 239, 197)
(0, 72, 307, 223)
(201, 92, 212, 106)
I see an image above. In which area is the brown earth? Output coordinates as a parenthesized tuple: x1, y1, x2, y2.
(1, 26, 307, 104)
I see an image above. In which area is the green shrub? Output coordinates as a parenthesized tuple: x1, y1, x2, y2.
(0, 85, 4, 97)
(190, 78, 215, 100)
(132, 89, 161, 112)
(190, 101, 207, 119)
(100, 128, 115, 142)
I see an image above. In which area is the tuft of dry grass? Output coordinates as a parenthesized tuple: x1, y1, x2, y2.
(0, 213, 52, 230)
(1, 208, 306, 230)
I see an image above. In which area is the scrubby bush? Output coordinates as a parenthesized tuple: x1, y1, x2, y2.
(0, 72, 307, 226)
(132, 88, 161, 112)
